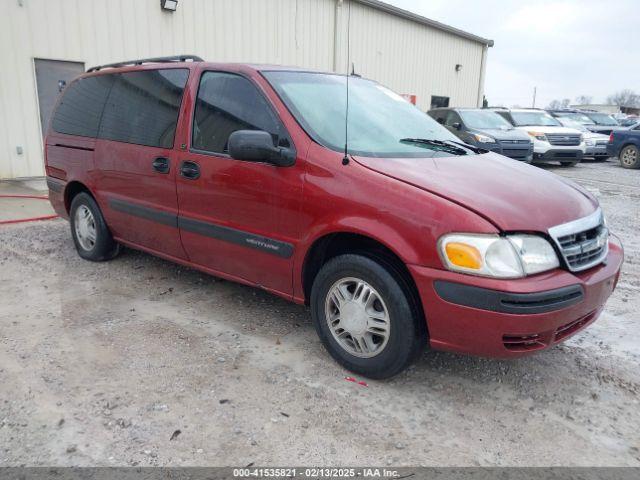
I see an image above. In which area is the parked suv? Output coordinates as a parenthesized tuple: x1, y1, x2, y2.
(554, 117, 611, 161)
(428, 108, 533, 162)
(46, 57, 623, 378)
(548, 109, 624, 135)
(491, 108, 585, 166)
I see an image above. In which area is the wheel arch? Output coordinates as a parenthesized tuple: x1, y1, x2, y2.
(620, 142, 640, 153)
(63, 181, 95, 213)
(301, 231, 427, 334)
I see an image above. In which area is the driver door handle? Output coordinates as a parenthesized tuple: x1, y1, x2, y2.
(180, 161, 200, 180)
(152, 157, 170, 174)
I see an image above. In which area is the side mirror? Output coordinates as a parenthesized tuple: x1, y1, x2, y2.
(452, 122, 462, 131)
(228, 130, 295, 167)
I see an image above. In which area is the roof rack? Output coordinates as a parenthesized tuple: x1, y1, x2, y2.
(87, 55, 203, 72)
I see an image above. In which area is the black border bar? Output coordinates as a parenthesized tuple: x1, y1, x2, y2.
(107, 198, 294, 259)
(434, 281, 584, 314)
(0, 467, 638, 480)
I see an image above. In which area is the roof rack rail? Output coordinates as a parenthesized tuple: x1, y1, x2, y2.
(87, 54, 203, 72)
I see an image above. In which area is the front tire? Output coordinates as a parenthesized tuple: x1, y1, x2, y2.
(620, 145, 640, 169)
(560, 160, 578, 167)
(310, 254, 426, 379)
(69, 192, 120, 261)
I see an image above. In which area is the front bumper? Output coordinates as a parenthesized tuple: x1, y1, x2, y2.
(485, 143, 533, 162)
(408, 236, 623, 358)
(585, 144, 610, 158)
(533, 149, 584, 162)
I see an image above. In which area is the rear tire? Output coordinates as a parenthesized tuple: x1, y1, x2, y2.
(310, 254, 426, 379)
(69, 192, 120, 261)
(619, 145, 640, 169)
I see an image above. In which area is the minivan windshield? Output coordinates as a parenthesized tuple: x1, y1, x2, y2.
(510, 111, 561, 127)
(263, 71, 469, 157)
(458, 110, 513, 130)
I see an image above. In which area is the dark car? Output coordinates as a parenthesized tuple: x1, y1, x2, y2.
(45, 56, 622, 378)
(428, 108, 533, 162)
(548, 109, 625, 135)
(608, 123, 640, 168)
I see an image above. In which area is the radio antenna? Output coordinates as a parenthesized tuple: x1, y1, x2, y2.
(342, 0, 352, 166)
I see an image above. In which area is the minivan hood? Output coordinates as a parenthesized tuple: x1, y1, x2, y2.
(353, 152, 597, 232)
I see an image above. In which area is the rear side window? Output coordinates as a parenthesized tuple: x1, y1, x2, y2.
(192, 71, 284, 154)
(99, 69, 189, 148)
(444, 111, 462, 127)
(429, 110, 447, 125)
(52, 75, 114, 138)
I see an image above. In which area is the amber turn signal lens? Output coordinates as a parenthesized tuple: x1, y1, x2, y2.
(445, 242, 483, 270)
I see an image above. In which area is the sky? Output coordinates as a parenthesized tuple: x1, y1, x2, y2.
(386, 0, 639, 108)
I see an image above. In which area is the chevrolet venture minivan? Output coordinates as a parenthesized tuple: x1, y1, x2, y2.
(46, 56, 623, 378)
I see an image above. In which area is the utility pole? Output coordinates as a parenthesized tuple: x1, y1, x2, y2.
(532, 87, 537, 108)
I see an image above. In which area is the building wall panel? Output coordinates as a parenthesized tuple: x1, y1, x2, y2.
(343, 1, 485, 111)
(0, 0, 486, 179)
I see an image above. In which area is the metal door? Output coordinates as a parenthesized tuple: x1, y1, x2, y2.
(34, 59, 85, 138)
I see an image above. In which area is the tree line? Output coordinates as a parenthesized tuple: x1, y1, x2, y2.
(547, 90, 640, 109)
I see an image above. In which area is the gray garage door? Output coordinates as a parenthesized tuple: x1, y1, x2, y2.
(34, 59, 85, 138)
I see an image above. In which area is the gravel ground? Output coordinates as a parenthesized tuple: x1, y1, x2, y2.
(0, 159, 639, 467)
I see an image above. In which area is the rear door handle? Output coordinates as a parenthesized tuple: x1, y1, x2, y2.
(180, 160, 200, 180)
(152, 157, 170, 174)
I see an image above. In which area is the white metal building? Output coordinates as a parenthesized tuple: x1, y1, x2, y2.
(0, 0, 493, 179)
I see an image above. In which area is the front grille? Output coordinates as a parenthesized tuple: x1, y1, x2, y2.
(548, 209, 608, 272)
(502, 148, 530, 159)
(546, 134, 581, 146)
(499, 140, 532, 159)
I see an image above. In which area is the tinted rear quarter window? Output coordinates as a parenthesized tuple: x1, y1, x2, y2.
(99, 69, 189, 148)
(52, 75, 114, 138)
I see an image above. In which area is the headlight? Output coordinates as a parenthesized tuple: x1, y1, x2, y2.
(473, 134, 496, 143)
(438, 233, 560, 278)
(585, 139, 594, 146)
(527, 131, 547, 141)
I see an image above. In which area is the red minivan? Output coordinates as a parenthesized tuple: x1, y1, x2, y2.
(45, 56, 623, 378)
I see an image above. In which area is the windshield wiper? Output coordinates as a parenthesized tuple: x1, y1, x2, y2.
(400, 138, 469, 155)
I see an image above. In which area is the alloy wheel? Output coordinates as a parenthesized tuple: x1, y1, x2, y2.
(324, 277, 391, 358)
(74, 205, 97, 251)
(621, 146, 638, 166)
